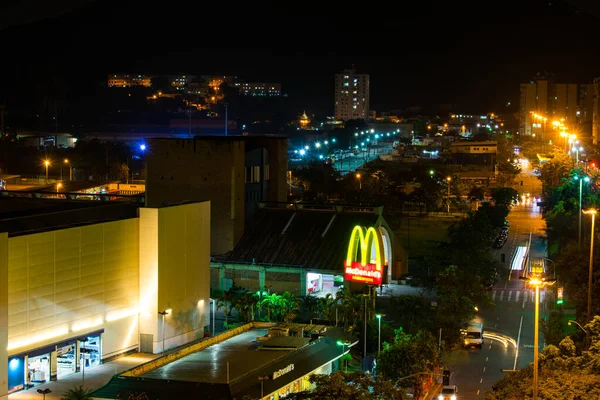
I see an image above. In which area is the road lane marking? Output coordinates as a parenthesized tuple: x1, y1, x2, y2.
(492, 291, 496, 301)
(486, 357, 488, 362)
(483, 367, 486, 372)
(500, 291, 504, 301)
(514, 315, 523, 370)
(515, 291, 520, 301)
(508, 291, 513, 301)
(480, 377, 483, 383)
(489, 345, 492, 349)
(477, 390, 480, 395)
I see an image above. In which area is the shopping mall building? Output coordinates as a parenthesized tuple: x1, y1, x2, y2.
(0, 198, 211, 399)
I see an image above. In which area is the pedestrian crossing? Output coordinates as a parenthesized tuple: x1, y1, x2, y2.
(491, 289, 546, 303)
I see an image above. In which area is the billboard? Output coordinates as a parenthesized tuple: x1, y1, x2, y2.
(344, 226, 386, 285)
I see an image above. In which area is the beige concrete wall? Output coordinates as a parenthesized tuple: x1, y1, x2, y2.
(0, 233, 7, 400)
(7, 219, 140, 359)
(139, 201, 211, 353)
(145, 138, 244, 256)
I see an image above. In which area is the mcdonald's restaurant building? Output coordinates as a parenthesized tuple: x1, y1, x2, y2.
(210, 203, 406, 297)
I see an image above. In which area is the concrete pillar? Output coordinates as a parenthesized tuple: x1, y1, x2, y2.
(219, 267, 226, 292)
(75, 341, 81, 372)
(23, 355, 29, 389)
(50, 350, 57, 381)
(0, 233, 7, 400)
(259, 267, 266, 291)
(299, 269, 308, 296)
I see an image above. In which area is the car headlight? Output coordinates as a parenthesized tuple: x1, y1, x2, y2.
(451, 396, 456, 400)
(438, 396, 444, 400)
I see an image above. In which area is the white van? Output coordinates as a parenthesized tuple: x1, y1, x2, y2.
(463, 322, 483, 348)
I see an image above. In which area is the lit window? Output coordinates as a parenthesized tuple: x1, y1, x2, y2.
(344, 82, 349, 86)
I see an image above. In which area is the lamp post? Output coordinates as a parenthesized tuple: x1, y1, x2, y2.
(356, 173, 362, 190)
(446, 176, 452, 214)
(519, 275, 556, 400)
(336, 340, 350, 372)
(158, 309, 171, 353)
(376, 314, 386, 355)
(568, 320, 588, 335)
(575, 175, 590, 250)
(37, 388, 51, 400)
(583, 208, 597, 349)
(258, 375, 269, 399)
(64, 159, 72, 181)
(56, 183, 62, 195)
(44, 160, 50, 183)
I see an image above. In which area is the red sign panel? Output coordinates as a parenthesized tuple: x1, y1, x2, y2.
(344, 261, 383, 285)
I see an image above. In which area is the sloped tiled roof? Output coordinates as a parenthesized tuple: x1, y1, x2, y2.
(225, 207, 381, 271)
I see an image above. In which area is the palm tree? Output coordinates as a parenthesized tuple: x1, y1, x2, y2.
(301, 294, 323, 324)
(261, 292, 281, 322)
(233, 292, 258, 322)
(217, 289, 238, 328)
(61, 386, 93, 400)
(254, 290, 269, 320)
(279, 292, 300, 323)
(320, 293, 338, 326)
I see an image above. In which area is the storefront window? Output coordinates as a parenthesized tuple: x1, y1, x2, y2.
(81, 335, 101, 369)
(28, 354, 50, 386)
(57, 344, 76, 378)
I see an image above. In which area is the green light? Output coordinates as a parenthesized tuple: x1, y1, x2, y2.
(557, 299, 563, 305)
(429, 170, 434, 176)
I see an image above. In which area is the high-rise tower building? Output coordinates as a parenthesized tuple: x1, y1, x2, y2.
(334, 68, 369, 121)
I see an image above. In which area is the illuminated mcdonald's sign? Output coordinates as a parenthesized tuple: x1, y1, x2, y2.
(344, 226, 387, 285)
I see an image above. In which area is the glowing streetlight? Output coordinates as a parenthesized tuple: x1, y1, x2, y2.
(583, 208, 597, 348)
(446, 177, 452, 214)
(315, 142, 321, 148)
(336, 340, 351, 372)
(56, 183, 62, 194)
(43, 160, 51, 183)
(519, 275, 556, 400)
(158, 309, 172, 353)
(574, 175, 591, 249)
(140, 144, 146, 151)
(376, 314, 386, 354)
(356, 173, 362, 190)
(64, 159, 73, 181)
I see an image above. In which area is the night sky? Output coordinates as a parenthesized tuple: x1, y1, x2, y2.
(2, 0, 600, 115)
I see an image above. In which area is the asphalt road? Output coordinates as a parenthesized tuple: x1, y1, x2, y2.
(443, 167, 548, 399)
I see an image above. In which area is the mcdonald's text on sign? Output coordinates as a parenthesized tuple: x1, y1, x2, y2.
(344, 225, 387, 285)
(345, 261, 383, 285)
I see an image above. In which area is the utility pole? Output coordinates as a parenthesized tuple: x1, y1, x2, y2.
(224, 102, 229, 136)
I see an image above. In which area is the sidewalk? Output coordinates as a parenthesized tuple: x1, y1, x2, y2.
(9, 353, 160, 400)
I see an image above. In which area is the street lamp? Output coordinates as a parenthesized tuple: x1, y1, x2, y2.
(37, 388, 51, 400)
(568, 320, 588, 335)
(336, 340, 351, 372)
(446, 176, 452, 214)
(519, 275, 556, 400)
(64, 159, 72, 181)
(258, 375, 269, 398)
(158, 309, 171, 353)
(574, 175, 590, 249)
(356, 173, 362, 190)
(376, 314, 386, 355)
(43, 160, 50, 183)
(56, 183, 62, 194)
(582, 208, 597, 349)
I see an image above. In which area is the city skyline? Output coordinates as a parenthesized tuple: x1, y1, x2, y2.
(2, 1, 600, 115)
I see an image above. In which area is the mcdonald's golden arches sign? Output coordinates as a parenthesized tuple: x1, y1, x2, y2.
(344, 225, 387, 285)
